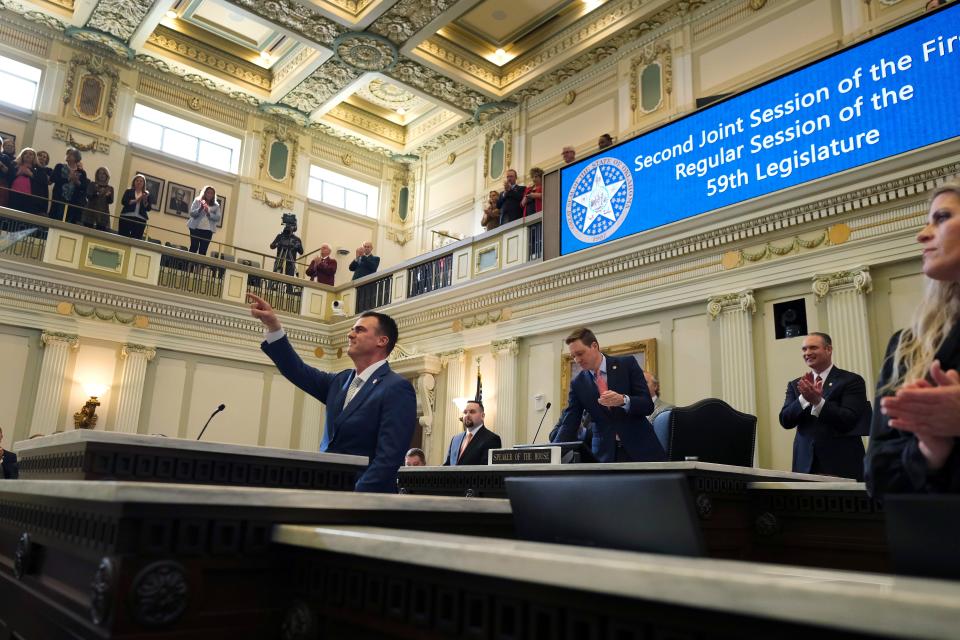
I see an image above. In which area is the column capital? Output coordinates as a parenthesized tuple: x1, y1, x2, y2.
(122, 344, 157, 361)
(812, 266, 872, 300)
(439, 348, 465, 367)
(491, 338, 520, 357)
(707, 290, 755, 320)
(41, 331, 79, 348)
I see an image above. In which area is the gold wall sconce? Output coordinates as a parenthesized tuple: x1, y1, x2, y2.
(74, 383, 107, 429)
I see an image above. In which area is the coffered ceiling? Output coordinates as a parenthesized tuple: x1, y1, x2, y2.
(6, 0, 705, 156)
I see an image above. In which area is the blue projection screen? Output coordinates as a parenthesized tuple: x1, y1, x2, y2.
(559, 4, 960, 255)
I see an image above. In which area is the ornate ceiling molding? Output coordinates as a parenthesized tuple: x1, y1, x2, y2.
(334, 31, 398, 72)
(65, 26, 134, 59)
(147, 25, 273, 91)
(84, 0, 153, 43)
(225, 0, 342, 46)
(136, 53, 262, 108)
(280, 59, 362, 113)
(327, 103, 406, 144)
(367, 0, 457, 45)
(390, 59, 485, 113)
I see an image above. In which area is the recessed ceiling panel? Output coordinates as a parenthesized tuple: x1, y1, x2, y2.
(185, 0, 276, 50)
(457, 0, 570, 47)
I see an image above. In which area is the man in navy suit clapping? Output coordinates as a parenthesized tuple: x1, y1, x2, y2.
(249, 293, 416, 493)
(555, 327, 665, 463)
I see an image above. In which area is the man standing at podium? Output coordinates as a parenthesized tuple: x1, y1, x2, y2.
(556, 328, 666, 463)
(443, 400, 501, 466)
(248, 293, 416, 492)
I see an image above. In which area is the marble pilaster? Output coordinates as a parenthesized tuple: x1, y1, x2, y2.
(440, 349, 466, 462)
(114, 344, 156, 434)
(812, 266, 874, 391)
(492, 338, 520, 448)
(707, 291, 757, 416)
(299, 395, 323, 452)
(30, 331, 79, 436)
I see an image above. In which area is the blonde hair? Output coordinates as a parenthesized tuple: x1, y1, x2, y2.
(884, 183, 960, 390)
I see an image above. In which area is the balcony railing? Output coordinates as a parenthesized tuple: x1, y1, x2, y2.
(356, 276, 392, 314)
(247, 276, 303, 314)
(407, 252, 453, 299)
(0, 214, 46, 263)
(158, 253, 225, 299)
(528, 220, 542, 261)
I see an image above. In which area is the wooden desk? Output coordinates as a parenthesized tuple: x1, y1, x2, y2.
(0, 481, 512, 639)
(14, 430, 366, 490)
(748, 481, 887, 573)
(274, 524, 959, 640)
(400, 462, 849, 562)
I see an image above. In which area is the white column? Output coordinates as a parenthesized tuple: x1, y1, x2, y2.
(812, 266, 874, 392)
(114, 344, 157, 434)
(440, 349, 466, 463)
(30, 332, 79, 436)
(299, 395, 323, 452)
(707, 291, 757, 415)
(492, 338, 520, 448)
(415, 373, 437, 461)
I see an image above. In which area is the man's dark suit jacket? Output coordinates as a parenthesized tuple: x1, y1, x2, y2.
(497, 184, 525, 225)
(866, 323, 960, 498)
(349, 254, 380, 280)
(555, 355, 665, 463)
(1, 451, 17, 479)
(262, 336, 415, 493)
(778, 366, 868, 480)
(443, 425, 502, 466)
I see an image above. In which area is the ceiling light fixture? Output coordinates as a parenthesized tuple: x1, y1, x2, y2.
(397, 108, 406, 115)
(259, 51, 272, 63)
(165, 9, 177, 18)
(583, 0, 604, 9)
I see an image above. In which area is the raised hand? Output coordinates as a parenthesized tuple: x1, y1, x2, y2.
(247, 293, 281, 332)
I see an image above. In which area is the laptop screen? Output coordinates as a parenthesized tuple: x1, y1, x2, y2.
(506, 473, 705, 557)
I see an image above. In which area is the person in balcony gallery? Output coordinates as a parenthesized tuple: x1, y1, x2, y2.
(34, 151, 52, 215)
(271, 212, 304, 277)
(118, 173, 151, 240)
(866, 183, 960, 497)
(349, 241, 380, 280)
(481, 190, 500, 232)
(0, 136, 15, 209)
(306, 243, 337, 286)
(497, 168, 525, 225)
(522, 167, 544, 217)
(8, 148, 38, 214)
(50, 147, 88, 224)
(84, 167, 114, 232)
(187, 185, 222, 256)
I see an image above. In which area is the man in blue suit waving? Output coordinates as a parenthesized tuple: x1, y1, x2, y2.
(248, 293, 416, 492)
(555, 327, 666, 463)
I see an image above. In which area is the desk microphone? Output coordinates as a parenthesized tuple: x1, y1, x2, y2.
(530, 402, 551, 444)
(197, 404, 226, 441)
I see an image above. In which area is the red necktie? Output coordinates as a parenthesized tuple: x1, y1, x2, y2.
(594, 369, 608, 393)
(458, 431, 473, 462)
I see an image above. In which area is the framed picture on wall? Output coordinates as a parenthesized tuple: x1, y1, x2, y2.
(165, 182, 195, 218)
(0, 132, 16, 151)
(135, 172, 164, 210)
(559, 339, 657, 413)
(215, 194, 226, 229)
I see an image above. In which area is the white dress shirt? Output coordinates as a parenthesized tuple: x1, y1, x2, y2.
(798, 364, 833, 417)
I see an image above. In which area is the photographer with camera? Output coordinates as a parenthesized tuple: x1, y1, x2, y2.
(271, 213, 304, 276)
